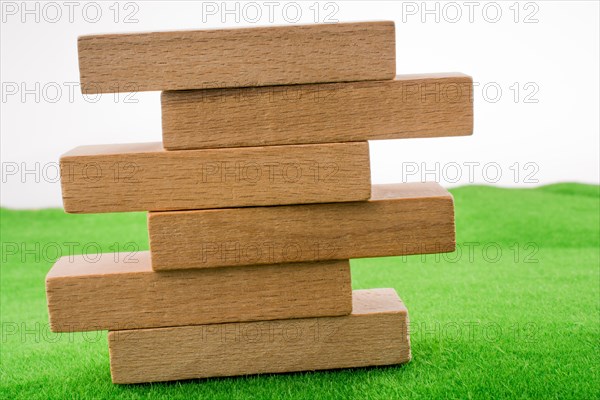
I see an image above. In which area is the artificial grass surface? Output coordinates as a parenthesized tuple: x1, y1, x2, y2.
(1, 183, 599, 399)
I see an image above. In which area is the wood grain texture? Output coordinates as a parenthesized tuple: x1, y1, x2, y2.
(148, 182, 455, 270)
(45, 251, 351, 332)
(108, 288, 411, 384)
(78, 22, 396, 94)
(60, 141, 370, 213)
(162, 73, 473, 150)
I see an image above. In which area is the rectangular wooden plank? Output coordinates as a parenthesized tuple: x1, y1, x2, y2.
(46, 251, 351, 332)
(60, 141, 370, 213)
(148, 182, 455, 270)
(78, 21, 396, 94)
(108, 288, 410, 384)
(162, 73, 473, 150)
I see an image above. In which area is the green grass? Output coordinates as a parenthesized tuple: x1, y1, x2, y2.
(1, 183, 599, 399)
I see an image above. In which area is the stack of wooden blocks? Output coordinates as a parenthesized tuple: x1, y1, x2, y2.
(45, 21, 473, 384)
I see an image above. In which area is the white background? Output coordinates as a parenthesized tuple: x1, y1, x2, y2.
(1, 0, 599, 209)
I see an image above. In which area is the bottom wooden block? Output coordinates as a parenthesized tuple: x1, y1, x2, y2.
(108, 288, 411, 384)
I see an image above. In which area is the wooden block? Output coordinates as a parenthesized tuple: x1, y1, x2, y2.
(162, 73, 473, 150)
(45, 251, 351, 332)
(60, 141, 370, 213)
(78, 22, 396, 94)
(148, 182, 455, 270)
(108, 288, 411, 384)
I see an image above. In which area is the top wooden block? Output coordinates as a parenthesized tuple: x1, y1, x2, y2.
(77, 21, 396, 94)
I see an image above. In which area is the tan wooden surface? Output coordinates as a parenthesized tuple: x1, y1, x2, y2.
(60, 141, 370, 213)
(108, 288, 411, 384)
(78, 22, 396, 94)
(148, 182, 455, 270)
(162, 73, 473, 150)
(46, 252, 352, 332)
